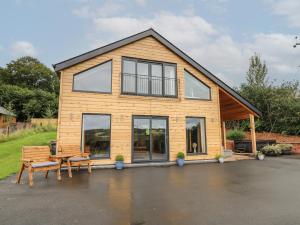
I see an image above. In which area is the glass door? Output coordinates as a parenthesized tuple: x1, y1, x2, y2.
(133, 116, 168, 162)
(133, 118, 151, 161)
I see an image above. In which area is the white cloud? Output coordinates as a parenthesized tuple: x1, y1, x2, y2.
(11, 41, 37, 57)
(73, 0, 124, 18)
(74, 9, 300, 86)
(266, 0, 300, 28)
(134, 0, 146, 7)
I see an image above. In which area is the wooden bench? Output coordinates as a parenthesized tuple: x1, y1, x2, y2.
(59, 144, 92, 178)
(16, 146, 61, 187)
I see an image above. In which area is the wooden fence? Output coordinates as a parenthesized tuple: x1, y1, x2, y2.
(31, 118, 58, 126)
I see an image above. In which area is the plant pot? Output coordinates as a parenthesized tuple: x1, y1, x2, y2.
(218, 157, 224, 164)
(177, 158, 184, 167)
(115, 161, 124, 170)
(281, 150, 292, 155)
(258, 154, 265, 160)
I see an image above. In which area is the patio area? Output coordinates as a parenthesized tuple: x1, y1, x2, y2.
(1, 157, 300, 225)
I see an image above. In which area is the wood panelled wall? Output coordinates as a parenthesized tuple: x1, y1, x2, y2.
(58, 36, 222, 164)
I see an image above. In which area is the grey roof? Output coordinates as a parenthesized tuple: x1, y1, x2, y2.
(53, 28, 262, 116)
(0, 106, 15, 116)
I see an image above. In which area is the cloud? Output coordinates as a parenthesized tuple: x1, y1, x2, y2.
(266, 0, 300, 28)
(73, 0, 124, 18)
(11, 41, 37, 57)
(74, 9, 300, 86)
(134, 0, 146, 7)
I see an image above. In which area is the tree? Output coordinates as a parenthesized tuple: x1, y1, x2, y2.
(246, 53, 268, 87)
(238, 55, 300, 135)
(0, 56, 59, 94)
(0, 57, 59, 121)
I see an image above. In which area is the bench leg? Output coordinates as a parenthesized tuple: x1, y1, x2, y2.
(77, 165, 80, 172)
(67, 161, 72, 178)
(16, 163, 25, 184)
(28, 168, 34, 187)
(57, 168, 61, 181)
(45, 170, 49, 179)
(88, 162, 92, 174)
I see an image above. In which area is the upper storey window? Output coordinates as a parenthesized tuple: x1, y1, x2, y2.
(73, 60, 112, 93)
(122, 57, 177, 97)
(184, 70, 211, 100)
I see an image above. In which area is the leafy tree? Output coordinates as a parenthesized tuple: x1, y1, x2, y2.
(0, 84, 58, 121)
(246, 53, 268, 87)
(0, 56, 59, 121)
(238, 55, 300, 135)
(0, 56, 59, 94)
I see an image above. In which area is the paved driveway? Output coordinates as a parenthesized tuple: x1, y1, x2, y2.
(1, 157, 300, 225)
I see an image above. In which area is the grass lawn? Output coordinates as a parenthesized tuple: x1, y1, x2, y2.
(0, 131, 56, 180)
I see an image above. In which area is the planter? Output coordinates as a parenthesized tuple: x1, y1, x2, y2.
(115, 161, 124, 170)
(257, 154, 265, 160)
(177, 158, 185, 167)
(281, 149, 292, 155)
(218, 157, 224, 164)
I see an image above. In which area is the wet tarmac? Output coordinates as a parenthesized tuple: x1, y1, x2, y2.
(1, 157, 300, 225)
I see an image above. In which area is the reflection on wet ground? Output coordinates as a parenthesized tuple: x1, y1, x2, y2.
(1, 157, 300, 225)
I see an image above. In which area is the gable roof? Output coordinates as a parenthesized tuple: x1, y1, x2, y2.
(53, 28, 261, 117)
(0, 106, 15, 116)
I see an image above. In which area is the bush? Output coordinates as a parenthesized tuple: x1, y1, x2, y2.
(115, 155, 124, 161)
(177, 152, 185, 159)
(277, 144, 293, 155)
(226, 129, 245, 140)
(261, 145, 282, 156)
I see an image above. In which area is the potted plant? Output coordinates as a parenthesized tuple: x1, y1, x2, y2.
(215, 154, 224, 164)
(256, 151, 265, 160)
(115, 155, 124, 170)
(277, 144, 293, 155)
(176, 152, 185, 167)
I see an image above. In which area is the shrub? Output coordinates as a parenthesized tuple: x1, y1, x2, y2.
(226, 129, 245, 140)
(177, 152, 185, 159)
(261, 145, 282, 156)
(115, 155, 124, 161)
(277, 144, 293, 155)
(277, 144, 292, 151)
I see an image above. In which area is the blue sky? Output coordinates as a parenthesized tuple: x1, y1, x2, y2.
(0, 0, 299, 86)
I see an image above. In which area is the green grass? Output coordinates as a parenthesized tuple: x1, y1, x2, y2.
(0, 131, 56, 180)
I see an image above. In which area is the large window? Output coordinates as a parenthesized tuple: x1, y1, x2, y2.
(82, 114, 111, 159)
(73, 60, 112, 93)
(186, 117, 207, 154)
(184, 70, 211, 100)
(122, 58, 177, 97)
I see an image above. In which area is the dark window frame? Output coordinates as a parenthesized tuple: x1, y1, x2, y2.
(131, 115, 169, 163)
(184, 69, 212, 101)
(121, 57, 178, 98)
(185, 116, 207, 155)
(72, 59, 113, 94)
(81, 113, 112, 159)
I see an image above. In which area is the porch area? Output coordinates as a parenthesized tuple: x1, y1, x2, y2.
(219, 89, 260, 155)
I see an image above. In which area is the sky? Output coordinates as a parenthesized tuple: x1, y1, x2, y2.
(0, 0, 299, 87)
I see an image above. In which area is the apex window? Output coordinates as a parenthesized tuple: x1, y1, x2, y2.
(186, 117, 207, 154)
(184, 70, 211, 100)
(73, 60, 112, 93)
(122, 57, 177, 97)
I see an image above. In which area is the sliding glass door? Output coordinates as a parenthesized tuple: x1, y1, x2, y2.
(133, 116, 168, 162)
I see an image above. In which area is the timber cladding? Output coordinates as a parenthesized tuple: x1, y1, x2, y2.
(57, 36, 222, 165)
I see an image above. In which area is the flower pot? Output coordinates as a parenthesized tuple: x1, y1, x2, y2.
(177, 158, 184, 167)
(218, 157, 224, 164)
(258, 154, 265, 160)
(116, 161, 124, 170)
